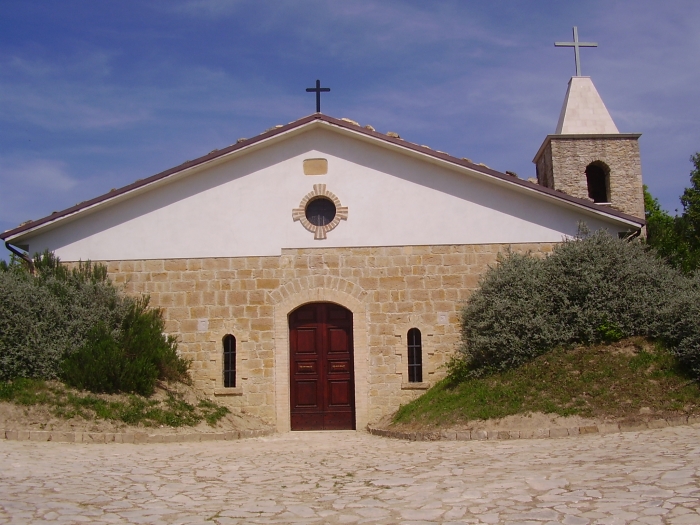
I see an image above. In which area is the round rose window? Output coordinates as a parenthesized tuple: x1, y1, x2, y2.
(292, 183, 348, 240)
(305, 197, 337, 226)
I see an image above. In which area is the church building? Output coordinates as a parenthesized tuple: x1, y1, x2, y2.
(2, 68, 645, 432)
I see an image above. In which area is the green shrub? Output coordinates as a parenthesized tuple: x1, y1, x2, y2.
(0, 378, 230, 427)
(118, 296, 189, 383)
(456, 229, 700, 379)
(596, 319, 624, 343)
(61, 297, 189, 396)
(60, 324, 157, 395)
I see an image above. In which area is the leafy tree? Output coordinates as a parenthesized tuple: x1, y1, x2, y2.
(645, 153, 700, 274)
(677, 153, 700, 271)
(644, 185, 679, 262)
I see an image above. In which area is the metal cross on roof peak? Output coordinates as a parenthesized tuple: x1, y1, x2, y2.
(306, 79, 330, 113)
(555, 26, 598, 77)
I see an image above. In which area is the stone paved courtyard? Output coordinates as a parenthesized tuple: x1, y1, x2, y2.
(1, 425, 699, 524)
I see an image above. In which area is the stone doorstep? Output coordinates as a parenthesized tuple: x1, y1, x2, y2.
(1, 428, 274, 444)
(368, 417, 700, 442)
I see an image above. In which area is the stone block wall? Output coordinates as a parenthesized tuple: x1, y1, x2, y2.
(535, 145, 554, 189)
(534, 135, 644, 219)
(104, 242, 554, 429)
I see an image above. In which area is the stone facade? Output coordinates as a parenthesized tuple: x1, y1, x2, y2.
(534, 134, 644, 219)
(104, 242, 554, 431)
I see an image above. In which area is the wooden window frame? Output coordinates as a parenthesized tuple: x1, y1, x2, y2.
(407, 328, 423, 383)
(223, 334, 236, 388)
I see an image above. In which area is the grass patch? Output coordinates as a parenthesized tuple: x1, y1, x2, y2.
(0, 378, 230, 427)
(393, 339, 700, 427)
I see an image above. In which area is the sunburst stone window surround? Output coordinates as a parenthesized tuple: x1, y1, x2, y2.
(292, 184, 348, 240)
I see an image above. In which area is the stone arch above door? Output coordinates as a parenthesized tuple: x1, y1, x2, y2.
(268, 276, 368, 306)
(272, 281, 369, 432)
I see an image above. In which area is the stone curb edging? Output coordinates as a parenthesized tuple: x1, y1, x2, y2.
(1, 428, 274, 444)
(368, 415, 700, 442)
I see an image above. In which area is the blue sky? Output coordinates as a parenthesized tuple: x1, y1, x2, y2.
(2, 1, 699, 260)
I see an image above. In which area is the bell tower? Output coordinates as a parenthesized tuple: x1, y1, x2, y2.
(533, 28, 644, 219)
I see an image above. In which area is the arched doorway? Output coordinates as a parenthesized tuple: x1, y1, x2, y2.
(289, 302, 356, 430)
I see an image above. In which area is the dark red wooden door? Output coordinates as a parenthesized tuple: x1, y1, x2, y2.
(289, 303, 355, 431)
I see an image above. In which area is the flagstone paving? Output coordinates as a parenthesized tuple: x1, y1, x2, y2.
(0, 425, 699, 524)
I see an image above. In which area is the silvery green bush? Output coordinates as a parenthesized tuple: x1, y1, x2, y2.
(457, 229, 700, 380)
(656, 273, 700, 379)
(0, 270, 69, 380)
(457, 252, 560, 373)
(0, 251, 190, 395)
(0, 252, 128, 381)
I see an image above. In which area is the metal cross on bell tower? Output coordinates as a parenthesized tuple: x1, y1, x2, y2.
(555, 26, 598, 77)
(306, 79, 330, 113)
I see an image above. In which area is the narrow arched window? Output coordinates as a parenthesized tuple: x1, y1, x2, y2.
(585, 161, 610, 203)
(407, 328, 422, 383)
(223, 334, 236, 388)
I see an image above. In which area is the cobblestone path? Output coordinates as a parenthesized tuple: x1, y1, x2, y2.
(1, 425, 699, 524)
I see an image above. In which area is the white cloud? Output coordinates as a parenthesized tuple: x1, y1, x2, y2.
(168, 0, 244, 17)
(0, 158, 79, 226)
(14, 159, 78, 192)
(166, 0, 517, 57)
(0, 52, 152, 131)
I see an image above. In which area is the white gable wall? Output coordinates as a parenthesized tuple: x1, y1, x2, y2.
(21, 127, 631, 261)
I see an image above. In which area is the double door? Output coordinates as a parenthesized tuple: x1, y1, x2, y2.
(289, 303, 355, 430)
